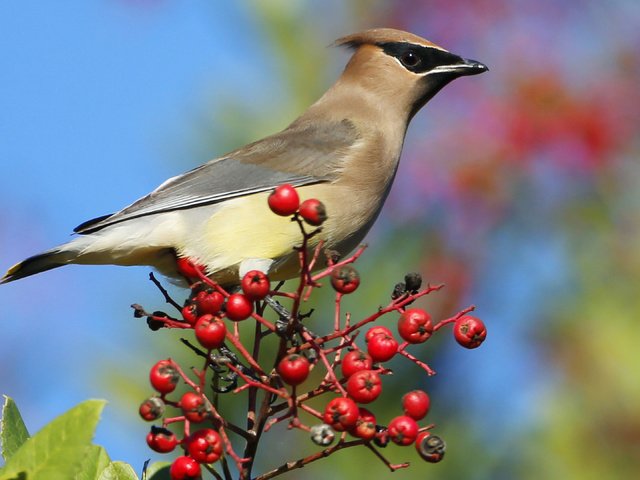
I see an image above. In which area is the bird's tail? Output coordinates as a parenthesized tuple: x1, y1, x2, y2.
(1, 249, 78, 284)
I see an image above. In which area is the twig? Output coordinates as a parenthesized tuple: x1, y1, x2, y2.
(148, 272, 183, 312)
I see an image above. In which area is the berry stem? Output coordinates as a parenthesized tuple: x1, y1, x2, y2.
(365, 443, 410, 472)
(309, 244, 368, 283)
(433, 304, 476, 331)
(254, 439, 365, 480)
(224, 330, 266, 376)
(397, 349, 436, 376)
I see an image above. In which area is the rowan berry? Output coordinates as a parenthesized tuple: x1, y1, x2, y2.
(149, 360, 179, 394)
(176, 257, 206, 280)
(346, 370, 382, 404)
(277, 353, 310, 386)
(194, 290, 224, 315)
(364, 326, 393, 343)
(323, 397, 359, 432)
(170, 456, 202, 480)
(330, 265, 360, 294)
(225, 293, 253, 321)
(299, 198, 327, 226)
(453, 315, 487, 349)
(194, 314, 227, 350)
(187, 428, 223, 464)
(180, 392, 208, 423)
(241, 270, 270, 301)
(402, 390, 430, 420)
(350, 407, 377, 440)
(341, 350, 373, 379)
(268, 184, 300, 216)
(415, 431, 446, 463)
(397, 308, 433, 344)
(139, 396, 165, 422)
(387, 415, 419, 446)
(367, 332, 398, 362)
(181, 303, 199, 325)
(146, 426, 178, 453)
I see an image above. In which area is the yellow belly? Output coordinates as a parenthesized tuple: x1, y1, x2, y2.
(179, 183, 378, 284)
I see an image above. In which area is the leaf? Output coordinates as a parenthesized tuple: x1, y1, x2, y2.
(97, 461, 139, 480)
(75, 444, 111, 480)
(144, 462, 171, 480)
(1, 396, 30, 461)
(0, 399, 106, 480)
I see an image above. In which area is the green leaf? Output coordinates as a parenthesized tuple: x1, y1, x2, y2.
(1, 396, 30, 461)
(97, 461, 139, 480)
(145, 462, 171, 480)
(75, 444, 111, 480)
(0, 399, 106, 480)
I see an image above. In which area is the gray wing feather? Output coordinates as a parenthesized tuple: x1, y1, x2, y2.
(74, 119, 358, 234)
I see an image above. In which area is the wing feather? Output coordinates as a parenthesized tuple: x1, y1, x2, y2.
(74, 119, 358, 234)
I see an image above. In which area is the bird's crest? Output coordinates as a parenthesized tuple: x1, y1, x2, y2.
(334, 28, 446, 52)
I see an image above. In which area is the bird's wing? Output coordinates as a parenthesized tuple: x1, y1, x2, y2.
(74, 119, 359, 234)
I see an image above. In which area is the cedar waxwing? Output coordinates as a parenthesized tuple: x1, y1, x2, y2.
(1, 28, 487, 286)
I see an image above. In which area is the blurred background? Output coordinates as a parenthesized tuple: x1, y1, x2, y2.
(1, 0, 639, 478)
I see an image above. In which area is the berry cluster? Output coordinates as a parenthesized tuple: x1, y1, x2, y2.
(133, 184, 486, 480)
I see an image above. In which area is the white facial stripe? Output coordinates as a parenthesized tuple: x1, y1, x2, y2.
(417, 64, 472, 76)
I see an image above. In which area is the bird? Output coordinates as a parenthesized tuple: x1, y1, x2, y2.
(1, 28, 487, 287)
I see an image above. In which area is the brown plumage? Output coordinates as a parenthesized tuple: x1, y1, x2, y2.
(2, 28, 487, 285)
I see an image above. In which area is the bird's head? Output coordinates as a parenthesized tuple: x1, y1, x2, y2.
(335, 28, 488, 120)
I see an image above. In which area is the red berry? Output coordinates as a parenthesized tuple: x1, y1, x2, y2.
(330, 265, 360, 294)
(387, 415, 419, 446)
(194, 290, 224, 315)
(323, 397, 359, 432)
(299, 198, 327, 226)
(268, 184, 300, 216)
(170, 456, 202, 480)
(346, 370, 382, 404)
(146, 426, 178, 453)
(149, 360, 179, 394)
(364, 326, 393, 343)
(453, 315, 487, 349)
(194, 314, 227, 350)
(225, 293, 253, 321)
(241, 270, 271, 301)
(402, 390, 430, 420)
(397, 308, 433, 344)
(341, 350, 373, 379)
(176, 257, 206, 280)
(181, 303, 199, 325)
(350, 407, 377, 440)
(366, 332, 398, 363)
(139, 396, 165, 422)
(415, 431, 446, 463)
(187, 428, 223, 464)
(277, 353, 311, 386)
(180, 392, 209, 423)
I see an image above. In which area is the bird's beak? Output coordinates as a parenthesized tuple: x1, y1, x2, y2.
(459, 58, 489, 75)
(431, 57, 489, 77)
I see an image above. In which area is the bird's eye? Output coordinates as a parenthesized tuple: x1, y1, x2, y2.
(399, 51, 421, 68)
